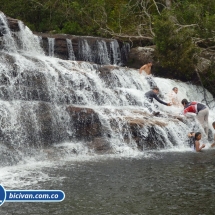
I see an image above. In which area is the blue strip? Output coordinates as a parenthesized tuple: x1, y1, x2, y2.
(5, 190, 65, 202)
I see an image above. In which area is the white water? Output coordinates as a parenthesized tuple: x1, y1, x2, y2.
(0, 13, 215, 188)
(0, 12, 17, 53)
(78, 39, 92, 62)
(66, 39, 76, 60)
(93, 40, 110, 65)
(48, 37, 55, 57)
(110, 40, 121, 65)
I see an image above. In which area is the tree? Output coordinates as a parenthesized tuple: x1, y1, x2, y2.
(153, 11, 199, 80)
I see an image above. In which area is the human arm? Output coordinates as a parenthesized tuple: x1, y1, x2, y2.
(188, 132, 195, 138)
(139, 65, 146, 74)
(195, 141, 205, 152)
(153, 93, 171, 106)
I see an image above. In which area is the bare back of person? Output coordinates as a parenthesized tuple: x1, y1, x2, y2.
(139, 62, 152, 75)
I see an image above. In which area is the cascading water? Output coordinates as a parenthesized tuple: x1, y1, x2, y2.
(0, 12, 215, 189)
(109, 40, 121, 65)
(120, 42, 130, 65)
(93, 40, 110, 65)
(78, 39, 92, 62)
(48, 37, 55, 57)
(66, 39, 76, 61)
(0, 12, 17, 53)
(17, 21, 44, 55)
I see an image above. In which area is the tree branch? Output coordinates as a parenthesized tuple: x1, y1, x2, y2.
(174, 24, 198, 33)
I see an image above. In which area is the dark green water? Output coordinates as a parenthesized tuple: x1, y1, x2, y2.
(1, 150, 215, 215)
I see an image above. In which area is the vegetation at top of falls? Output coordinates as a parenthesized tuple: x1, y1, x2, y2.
(1, 0, 214, 41)
(0, 0, 215, 94)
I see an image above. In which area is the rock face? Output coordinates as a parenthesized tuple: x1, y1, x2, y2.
(66, 106, 112, 153)
(7, 16, 20, 32)
(35, 32, 130, 66)
(0, 15, 20, 37)
(126, 46, 155, 69)
(0, 53, 50, 102)
(66, 106, 103, 140)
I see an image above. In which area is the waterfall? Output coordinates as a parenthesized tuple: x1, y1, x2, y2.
(121, 42, 130, 66)
(0, 12, 17, 53)
(16, 21, 44, 55)
(78, 39, 92, 62)
(109, 40, 121, 65)
(48, 37, 55, 57)
(0, 11, 215, 170)
(93, 40, 110, 65)
(66, 39, 76, 60)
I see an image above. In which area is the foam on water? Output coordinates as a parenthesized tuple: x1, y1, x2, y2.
(0, 140, 156, 189)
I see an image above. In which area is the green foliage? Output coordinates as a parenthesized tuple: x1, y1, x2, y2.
(152, 0, 215, 95)
(0, 0, 215, 92)
(153, 11, 199, 81)
(61, 22, 82, 35)
(172, 1, 215, 39)
(0, 0, 162, 37)
(198, 61, 215, 97)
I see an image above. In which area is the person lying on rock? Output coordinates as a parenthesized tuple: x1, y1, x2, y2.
(144, 87, 171, 115)
(181, 99, 209, 136)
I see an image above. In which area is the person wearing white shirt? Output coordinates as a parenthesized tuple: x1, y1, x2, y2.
(168, 87, 182, 107)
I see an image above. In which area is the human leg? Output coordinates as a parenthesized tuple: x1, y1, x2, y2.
(204, 108, 209, 135)
(196, 108, 209, 136)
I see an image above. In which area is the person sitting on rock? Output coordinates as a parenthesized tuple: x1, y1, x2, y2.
(144, 87, 171, 115)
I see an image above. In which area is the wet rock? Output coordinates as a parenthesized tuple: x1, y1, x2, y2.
(34, 33, 129, 65)
(87, 137, 113, 154)
(109, 110, 183, 151)
(66, 106, 103, 141)
(0, 53, 50, 102)
(0, 16, 19, 38)
(126, 46, 155, 69)
(98, 65, 122, 87)
(7, 16, 20, 32)
(54, 37, 69, 60)
(123, 115, 168, 150)
(196, 57, 211, 73)
(0, 143, 22, 166)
